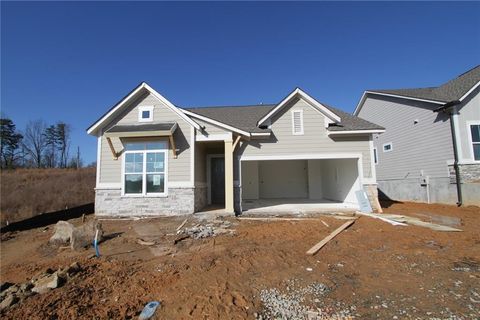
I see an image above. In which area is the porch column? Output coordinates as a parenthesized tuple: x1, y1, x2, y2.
(224, 138, 234, 213)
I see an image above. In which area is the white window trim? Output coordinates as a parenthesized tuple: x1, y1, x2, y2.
(467, 120, 480, 162)
(382, 142, 393, 153)
(121, 147, 168, 197)
(138, 106, 154, 122)
(291, 110, 304, 135)
(373, 147, 378, 165)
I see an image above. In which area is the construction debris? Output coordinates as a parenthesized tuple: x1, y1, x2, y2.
(175, 219, 235, 241)
(176, 219, 188, 231)
(306, 220, 356, 256)
(137, 238, 156, 246)
(355, 211, 407, 226)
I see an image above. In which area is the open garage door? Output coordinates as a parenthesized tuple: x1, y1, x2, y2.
(240, 157, 361, 213)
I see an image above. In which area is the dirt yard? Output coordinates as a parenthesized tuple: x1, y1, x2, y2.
(1, 202, 479, 319)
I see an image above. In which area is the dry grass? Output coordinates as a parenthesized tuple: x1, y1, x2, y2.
(0, 168, 96, 226)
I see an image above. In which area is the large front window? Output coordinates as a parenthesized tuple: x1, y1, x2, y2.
(123, 140, 167, 196)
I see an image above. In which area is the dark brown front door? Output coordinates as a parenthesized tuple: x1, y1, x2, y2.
(211, 157, 225, 205)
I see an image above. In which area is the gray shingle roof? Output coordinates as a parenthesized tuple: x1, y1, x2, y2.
(369, 65, 480, 103)
(106, 123, 176, 133)
(183, 102, 383, 133)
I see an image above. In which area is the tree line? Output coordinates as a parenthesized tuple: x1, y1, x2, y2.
(0, 118, 86, 169)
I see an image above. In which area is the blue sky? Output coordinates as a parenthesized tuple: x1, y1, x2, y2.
(2, 1, 479, 164)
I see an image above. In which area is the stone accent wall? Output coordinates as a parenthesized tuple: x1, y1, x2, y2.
(95, 188, 195, 216)
(194, 186, 208, 212)
(363, 184, 381, 212)
(459, 163, 480, 183)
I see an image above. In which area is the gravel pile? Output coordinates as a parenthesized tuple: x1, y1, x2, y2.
(257, 280, 354, 320)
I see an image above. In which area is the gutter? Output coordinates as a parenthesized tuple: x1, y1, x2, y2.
(434, 101, 463, 206)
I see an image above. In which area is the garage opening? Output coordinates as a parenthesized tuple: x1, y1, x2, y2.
(240, 158, 360, 213)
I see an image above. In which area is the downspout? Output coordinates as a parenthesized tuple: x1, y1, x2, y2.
(437, 102, 463, 206)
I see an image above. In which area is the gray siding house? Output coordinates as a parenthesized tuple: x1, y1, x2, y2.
(87, 84, 384, 216)
(355, 65, 480, 206)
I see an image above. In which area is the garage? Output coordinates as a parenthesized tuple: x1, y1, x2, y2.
(240, 157, 361, 213)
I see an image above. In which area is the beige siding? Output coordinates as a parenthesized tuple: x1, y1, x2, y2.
(239, 98, 372, 178)
(194, 119, 230, 136)
(99, 92, 192, 184)
(358, 95, 453, 180)
(457, 87, 480, 161)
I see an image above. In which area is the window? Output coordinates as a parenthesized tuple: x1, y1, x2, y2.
(292, 110, 304, 135)
(469, 123, 480, 161)
(383, 142, 393, 153)
(123, 140, 167, 196)
(138, 106, 154, 122)
(373, 147, 378, 164)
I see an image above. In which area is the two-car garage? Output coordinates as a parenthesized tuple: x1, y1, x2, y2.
(240, 156, 362, 213)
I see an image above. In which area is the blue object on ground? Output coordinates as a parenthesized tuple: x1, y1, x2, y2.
(138, 301, 161, 320)
(93, 229, 100, 257)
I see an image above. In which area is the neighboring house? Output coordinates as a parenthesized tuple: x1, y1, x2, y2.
(355, 65, 480, 206)
(87, 83, 384, 216)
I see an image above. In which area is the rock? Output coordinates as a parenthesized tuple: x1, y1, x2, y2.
(32, 273, 61, 294)
(0, 293, 18, 311)
(0, 282, 13, 292)
(71, 220, 103, 250)
(67, 262, 81, 276)
(19, 282, 33, 292)
(49, 221, 75, 245)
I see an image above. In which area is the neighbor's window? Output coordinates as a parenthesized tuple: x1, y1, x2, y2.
(470, 124, 480, 161)
(138, 106, 154, 122)
(124, 140, 167, 195)
(383, 142, 393, 153)
(292, 110, 304, 135)
(373, 147, 378, 164)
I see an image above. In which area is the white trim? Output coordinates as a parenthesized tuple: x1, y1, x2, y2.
(354, 91, 445, 116)
(327, 129, 385, 136)
(196, 133, 232, 141)
(87, 82, 201, 135)
(382, 142, 393, 153)
(121, 145, 169, 197)
(258, 88, 341, 126)
(206, 154, 224, 205)
(190, 126, 195, 185)
(240, 153, 363, 162)
(459, 81, 480, 102)
(466, 120, 480, 162)
(250, 132, 271, 137)
(291, 109, 304, 135)
(96, 183, 122, 189)
(182, 109, 251, 137)
(169, 181, 194, 188)
(138, 105, 154, 122)
(96, 135, 101, 187)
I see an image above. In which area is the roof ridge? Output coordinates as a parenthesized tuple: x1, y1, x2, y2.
(183, 104, 276, 110)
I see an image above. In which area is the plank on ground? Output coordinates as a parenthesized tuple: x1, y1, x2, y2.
(306, 219, 355, 256)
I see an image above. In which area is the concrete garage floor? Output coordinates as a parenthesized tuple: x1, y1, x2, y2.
(241, 198, 358, 215)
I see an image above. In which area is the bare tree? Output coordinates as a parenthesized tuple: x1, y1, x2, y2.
(56, 122, 70, 168)
(22, 120, 47, 168)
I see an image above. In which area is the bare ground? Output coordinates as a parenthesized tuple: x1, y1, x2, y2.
(1, 201, 479, 319)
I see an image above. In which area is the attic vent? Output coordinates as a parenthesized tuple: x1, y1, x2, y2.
(292, 110, 304, 135)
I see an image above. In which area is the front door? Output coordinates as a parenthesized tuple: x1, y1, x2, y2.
(211, 157, 225, 205)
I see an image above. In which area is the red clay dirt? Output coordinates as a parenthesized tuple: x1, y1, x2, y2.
(1, 201, 479, 319)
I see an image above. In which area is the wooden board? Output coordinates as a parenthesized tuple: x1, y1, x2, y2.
(306, 220, 355, 255)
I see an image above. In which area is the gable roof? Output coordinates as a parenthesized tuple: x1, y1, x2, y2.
(182, 102, 383, 133)
(257, 88, 341, 126)
(355, 65, 480, 115)
(86, 82, 201, 135)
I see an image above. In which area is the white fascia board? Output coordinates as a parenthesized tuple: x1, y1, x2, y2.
(257, 88, 341, 126)
(143, 83, 201, 130)
(459, 81, 480, 102)
(250, 132, 271, 136)
(327, 129, 385, 136)
(181, 109, 251, 137)
(240, 153, 362, 161)
(353, 92, 368, 116)
(87, 82, 201, 135)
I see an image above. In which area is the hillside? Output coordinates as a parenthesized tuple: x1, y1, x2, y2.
(0, 168, 96, 227)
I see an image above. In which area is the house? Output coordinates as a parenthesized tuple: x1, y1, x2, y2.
(87, 83, 384, 216)
(355, 65, 480, 206)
